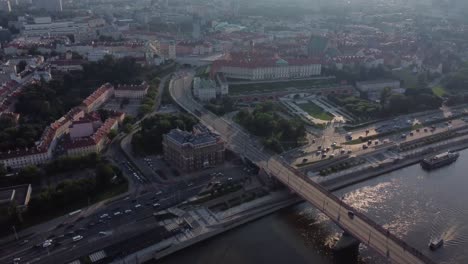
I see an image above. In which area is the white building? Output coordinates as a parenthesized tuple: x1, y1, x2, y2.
(193, 77, 217, 101)
(211, 57, 321, 81)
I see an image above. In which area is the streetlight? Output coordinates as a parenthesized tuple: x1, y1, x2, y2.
(12, 225, 18, 240)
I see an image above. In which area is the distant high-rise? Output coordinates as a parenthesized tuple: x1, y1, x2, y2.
(33, 0, 62, 12)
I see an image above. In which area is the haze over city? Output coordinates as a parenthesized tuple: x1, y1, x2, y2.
(0, 0, 468, 264)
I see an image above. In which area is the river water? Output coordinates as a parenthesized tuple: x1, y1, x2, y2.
(158, 149, 468, 264)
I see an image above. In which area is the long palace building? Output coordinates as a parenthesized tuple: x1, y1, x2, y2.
(210, 53, 321, 81)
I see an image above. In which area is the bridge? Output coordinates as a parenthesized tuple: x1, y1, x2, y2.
(169, 72, 435, 264)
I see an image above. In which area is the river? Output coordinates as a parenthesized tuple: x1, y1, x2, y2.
(157, 149, 468, 264)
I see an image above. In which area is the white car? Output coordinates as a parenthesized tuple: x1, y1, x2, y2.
(134, 204, 142, 208)
(113, 211, 121, 216)
(72, 235, 83, 242)
(42, 240, 52, 248)
(124, 209, 132, 214)
(99, 214, 109, 219)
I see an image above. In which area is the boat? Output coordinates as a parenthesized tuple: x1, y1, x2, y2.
(420, 151, 459, 170)
(429, 238, 444, 250)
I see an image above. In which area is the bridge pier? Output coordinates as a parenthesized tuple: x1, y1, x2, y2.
(333, 231, 360, 264)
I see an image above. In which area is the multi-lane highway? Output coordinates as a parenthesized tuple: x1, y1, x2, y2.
(169, 71, 435, 264)
(0, 161, 245, 264)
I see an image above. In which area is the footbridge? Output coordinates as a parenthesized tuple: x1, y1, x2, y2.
(169, 72, 434, 264)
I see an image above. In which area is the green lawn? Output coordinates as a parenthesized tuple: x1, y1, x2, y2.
(432, 86, 447, 97)
(298, 102, 334, 121)
(229, 78, 336, 95)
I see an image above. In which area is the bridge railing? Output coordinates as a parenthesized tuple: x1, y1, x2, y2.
(274, 157, 435, 264)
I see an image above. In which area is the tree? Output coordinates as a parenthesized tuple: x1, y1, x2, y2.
(380, 87, 392, 106)
(108, 129, 117, 140)
(95, 164, 114, 189)
(17, 60, 27, 73)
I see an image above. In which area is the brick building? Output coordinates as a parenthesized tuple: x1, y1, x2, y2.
(163, 125, 225, 171)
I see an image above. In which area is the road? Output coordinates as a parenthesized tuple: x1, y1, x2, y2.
(169, 70, 434, 264)
(0, 169, 242, 264)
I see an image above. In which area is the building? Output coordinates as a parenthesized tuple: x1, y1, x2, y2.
(307, 35, 330, 57)
(163, 124, 225, 171)
(114, 82, 149, 99)
(0, 184, 32, 213)
(210, 56, 321, 81)
(356, 79, 401, 101)
(33, 0, 62, 12)
(0, 0, 11, 12)
(193, 77, 217, 101)
(81, 83, 114, 112)
(65, 115, 121, 157)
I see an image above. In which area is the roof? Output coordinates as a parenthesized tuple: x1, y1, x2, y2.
(165, 125, 222, 148)
(115, 82, 149, 91)
(82, 83, 113, 107)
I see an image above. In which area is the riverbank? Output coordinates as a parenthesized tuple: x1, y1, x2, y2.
(322, 136, 468, 191)
(110, 193, 301, 264)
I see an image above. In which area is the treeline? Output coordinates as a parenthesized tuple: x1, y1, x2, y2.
(0, 154, 127, 232)
(27, 162, 125, 216)
(138, 77, 160, 117)
(235, 102, 306, 153)
(131, 114, 198, 155)
(204, 97, 236, 116)
(0, 153, 103, 187)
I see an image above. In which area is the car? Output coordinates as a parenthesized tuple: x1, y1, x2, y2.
(156, 190, 163, 195)
(134, 204, 142, 208)
(340, 149, 346, 154)
(113, 211, 122, 216)
(325, 147, 331, 152)
(424, 128, 428, 132)
(43, 240, 53, 248)
(187, 182, 194, 187)
(153, 203, 161, 208)
(329, 154, 335, 158)
(416, 129, 420, 132)
(124, 209, 132, 214)
(317, 146, 322, 150)
(72, 235, 83, 242)
(100, 214, 109, 219)
(227, 177, 233, 181)
(98, 231, 110, 236)
(321, 154, 327, 158)
(13, 257, 21, 264)
(409, 132, 414, 136)
(347, 150, 352, 154)
(367, 140, 372, 145)
(362, 145, 368, 149)
(347, 211, 355, 219)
